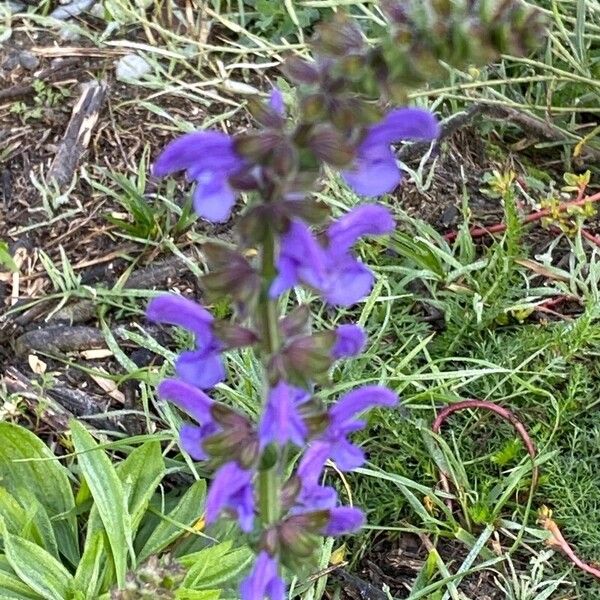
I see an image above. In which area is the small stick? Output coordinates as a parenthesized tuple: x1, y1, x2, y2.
(444, 190, 600, 242)
(48, 80, 108, 188)
(431, 400, 538, 509)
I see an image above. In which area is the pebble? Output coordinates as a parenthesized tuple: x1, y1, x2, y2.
(18, 50, 40, 71)
(115, 54, 152, 82)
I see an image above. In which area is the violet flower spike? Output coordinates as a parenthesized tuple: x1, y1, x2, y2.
(342, 107, 440, 196)
(147, 294, 225, 389)
(153, 131, 247, 223)
(205, 461, 255, 533)
(240, 551, 285, 600)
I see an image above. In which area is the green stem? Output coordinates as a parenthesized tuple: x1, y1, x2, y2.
(257, 227, 281, 526)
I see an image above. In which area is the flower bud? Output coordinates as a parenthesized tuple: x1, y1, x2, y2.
(280, 305, 311, 338)
(201, 242, 261, 308)
(246, 97, 285, 129)
(281, 55, 320, 84)
(280, 476, 302, 512)
(277, 518, 322, 558)
(300, 93, 327, 123)
(271, 331, 336, 387)
(235, 131, 282, 162)
(312, 13, 364, 56)
(306, 124, 354, 168)
(212, 321, 259, 349)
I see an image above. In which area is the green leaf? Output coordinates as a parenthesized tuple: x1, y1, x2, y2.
(138, 480, 206, 563)
(117, 441, 165, 534)
(175, 590, 220, 600)
(0, 242, 17, 273)
(0, 424, 78, 566)
(73, 531, 105, 600)
(70, 421, 133, 588)
(0, 555, 42, 599)
(181, 542, 252, 590)
(3, 534, 73, 600)
(18, 490, 59, 559)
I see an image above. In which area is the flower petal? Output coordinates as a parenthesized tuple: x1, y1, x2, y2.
(341, 144, 401, 197)
(332, 324, 366, 359)
(175, 349, 226, 390)
(153, 131, 239, 177)
(327, 204, 395, 256)
(330, 385, 397, 425)
(297, 442, 330, 487)
(324, 257, 373, 306)
(193, 172, 238, 223)
(362, 107, 440, 148)
(240, 552, 285, 600)
(271, 220, 328, 297)
(269, 88, 285, 116)
(328, 438, 365, 471)
(324, 507, 365, 535)
(158, 378, 213, 423)
(205, 462, 255, 532)
(147, 294, 213, 338)
(259, 382, 309, 447)
(179, 424, 209, 460)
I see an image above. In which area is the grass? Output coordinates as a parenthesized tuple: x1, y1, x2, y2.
(2, 0, 600, 598)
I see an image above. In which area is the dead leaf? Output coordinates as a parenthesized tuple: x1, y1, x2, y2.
(81, 348, 114, 360)
(90, 373, 125, 404)
(28, 355, 47, 375)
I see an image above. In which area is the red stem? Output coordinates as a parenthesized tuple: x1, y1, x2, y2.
(444, 190, 600, 242)
(432, 400, 538, 509)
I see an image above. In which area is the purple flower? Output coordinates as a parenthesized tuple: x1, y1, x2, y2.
(324, 507, 365, 535)
(158, 378, 218, 461)
(320, 386, 398, 470)
(342, 108, 439, 196)
(270, 204, 394, 306)
(294, 442, 338, 513)
(153, 131, 247, 222)
(147, 294, 225, 389)
(332, 325, 366, 359)
(269, 88, 285, 116)
(206, 461, 255, 533)
(259, 382, 310, 448)
(240, 552, 285, 600)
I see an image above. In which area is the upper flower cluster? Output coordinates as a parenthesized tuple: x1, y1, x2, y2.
(153, 88, 438, 223)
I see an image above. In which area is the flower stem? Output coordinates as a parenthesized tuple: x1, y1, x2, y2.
(258, 227, 281, 525)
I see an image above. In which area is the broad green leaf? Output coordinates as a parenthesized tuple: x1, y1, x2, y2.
(3, 534, 73, 600)
(117, 441, 165, 533)
(181, 542, 252, 590)
(0, 487, 57, 558)
(19, 491, 59, 560)
(71, 421, 133, 588)
(73, 531, 105, 600)
(0, 556, 42, 600)
(0, 424, 78, 565)
(138, 480, 206, 563)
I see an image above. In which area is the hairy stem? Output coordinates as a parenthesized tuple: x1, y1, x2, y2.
(257, 227, 281, 526)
